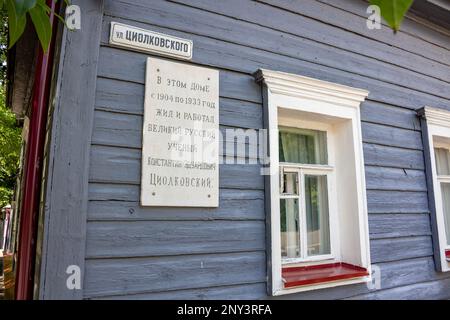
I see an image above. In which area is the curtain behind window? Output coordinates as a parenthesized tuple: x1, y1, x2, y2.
(279, 127, 330, 257)
(279, 127, 327, 165)
(435, 148, 450, 175)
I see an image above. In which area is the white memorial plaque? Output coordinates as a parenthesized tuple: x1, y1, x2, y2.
(141, 57, 219, 207)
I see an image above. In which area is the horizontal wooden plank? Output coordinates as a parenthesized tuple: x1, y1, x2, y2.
(88, 188, 264, 221)
(363, 144, 424, 170)
(92, 110, 142, 148)
(371, 257, 450, 291)
(84, 251, 266, 297)
(361, 122, 422, 151)
(402, 11, 450, 50)
(370, 236, 433, 263)
(315, 0, 450, 53)
(95, 77, 144, 114)
(89, 183, 140, 202)
(95, 78, 263, 124)
(93, 283, 267, 300)
(89, 255, 447, 300)
(346, 277, 450, 300)
(89, 143, 426, 192)
(365, 167, 426, 192)
(367, 190, 428, 214)
(92, 108, 262, 150)
(220, 99, 262, 129)
(170, 0, 450, 82)
(89, 145, 264, 189)
(360, 101, 420, 131)
(368, 214, 431, 239)
(404, 12, 450, 52)
(98, 34, 450, 113)
(86, 220, 265, 258)
(92, 109, 421, 154)
(89, 184, 428, 215)
(89, 145, 141, 184)
(93, 129, 260, 161)
(104, 0, 450, 102)
(96, 77, 421, 131)
(97, 49, 262, 104)
(263, 0, 450, 67)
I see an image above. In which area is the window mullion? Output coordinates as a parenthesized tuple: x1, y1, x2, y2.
(299, 169, 308, 260)
(438, 176, 450, 184)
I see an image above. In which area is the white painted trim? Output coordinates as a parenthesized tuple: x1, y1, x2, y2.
(281, 163, 334, 172)
(420, 107, 450, 272)
(256, 69, 371, 295)
(438, 176, 450, 184)
(273, 275, 371, 296)
(254, 69, 369, 109)
(278, 163, 336, 263)
(418, 107, 450, 129)
(282, 254, 335, 265)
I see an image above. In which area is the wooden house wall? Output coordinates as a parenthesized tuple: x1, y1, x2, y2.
(76, 0, 450, 299)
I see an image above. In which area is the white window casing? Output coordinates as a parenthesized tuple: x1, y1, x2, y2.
(255, 69, 372, 296)
(418, 106, 450, 273)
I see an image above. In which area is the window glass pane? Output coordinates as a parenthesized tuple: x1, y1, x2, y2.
(435, 148, 450, 176)
(440, 183, 450, 246)
(279, 127, 327, 165)
(305, 175, 331, 256)
(280, 170, 298, 195)
(280, 198, 300, 259)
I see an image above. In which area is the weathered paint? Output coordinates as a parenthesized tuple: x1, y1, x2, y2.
(38, 0, 105, 299)
(40, 0, 450, 299)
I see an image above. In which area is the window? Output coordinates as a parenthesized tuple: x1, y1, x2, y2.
(419, 106, 450, 272)
(255, 69, 371, 295)
(279, 127, 333, 262)
(434, 147, 450, 248)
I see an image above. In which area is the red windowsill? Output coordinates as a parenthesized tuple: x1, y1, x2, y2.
(282, 262, 369, 289)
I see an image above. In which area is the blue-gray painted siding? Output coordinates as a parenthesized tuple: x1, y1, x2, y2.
(78, 0, 450, 299)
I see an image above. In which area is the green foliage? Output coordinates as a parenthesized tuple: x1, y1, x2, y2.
(1, 0, 55, 52)
(369, 0, 414, 32)
(29, 0, 52, 51)
(14, 0, 37, 17)
(0, 6, 16, 208)
(5, 0, 26, 49)
(0, 85, 21, 208)
(0, 10, 7, 85)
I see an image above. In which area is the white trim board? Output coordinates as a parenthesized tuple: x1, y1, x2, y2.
(255, 68, 371, 296)
(418, 106, 450, 273)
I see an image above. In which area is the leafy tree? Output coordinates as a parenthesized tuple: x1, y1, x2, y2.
(0, 6, 20, 208)
(1, 0, 64, 53)
(0, 1, 68, 208)
(0, 84, 21, 208)
(0, 10, 6, 85)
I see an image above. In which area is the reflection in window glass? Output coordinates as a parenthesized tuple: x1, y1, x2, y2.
(435, 148, 450, 176)
(305, 175, 330, 256)
(279, 127, 327, 165)
(440, 183, 450, 246)
(280, 171, 298, 195)
(280, 198, 300, 259)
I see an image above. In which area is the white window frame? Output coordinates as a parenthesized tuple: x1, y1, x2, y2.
(418, 107, 450, 272)
(278, 124, 337, 265)
(255, 69, 372, 296)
